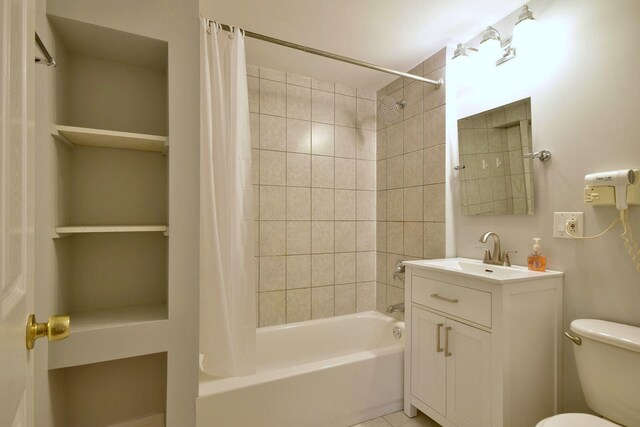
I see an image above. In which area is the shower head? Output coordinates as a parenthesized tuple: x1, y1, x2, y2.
(377, 95, 406, 124)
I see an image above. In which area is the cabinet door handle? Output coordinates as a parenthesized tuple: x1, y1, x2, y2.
(430, 293, 459, 304)
(444, 326, 452, 357)
(435, 323, 444, 352)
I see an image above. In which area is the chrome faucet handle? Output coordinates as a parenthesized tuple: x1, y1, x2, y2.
(502, 250, 518, 267)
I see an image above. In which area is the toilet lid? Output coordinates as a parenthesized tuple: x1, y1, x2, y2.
(538, 413, 619, 427)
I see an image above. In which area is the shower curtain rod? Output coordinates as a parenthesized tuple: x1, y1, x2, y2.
(207, 20, 443, 88)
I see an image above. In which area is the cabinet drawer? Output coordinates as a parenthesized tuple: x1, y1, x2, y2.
(412, 276, 492, 327)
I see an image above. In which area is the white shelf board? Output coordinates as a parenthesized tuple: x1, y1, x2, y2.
(48, 304, 169, 370)
(54, 225, 168, 238)
(52, 125, 167, 153)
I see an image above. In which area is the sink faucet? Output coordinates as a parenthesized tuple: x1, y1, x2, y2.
(479, 232, 515, 266)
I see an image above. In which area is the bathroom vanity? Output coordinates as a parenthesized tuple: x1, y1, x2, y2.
(403, 258, 563, 427)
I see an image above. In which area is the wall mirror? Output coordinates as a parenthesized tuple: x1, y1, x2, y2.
(457, 98, 534, 215)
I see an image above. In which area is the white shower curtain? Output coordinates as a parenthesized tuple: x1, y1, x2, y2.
(200, 19, 256, 377)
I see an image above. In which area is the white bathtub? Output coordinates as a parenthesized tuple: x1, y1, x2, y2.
(197, 311, 404, 427)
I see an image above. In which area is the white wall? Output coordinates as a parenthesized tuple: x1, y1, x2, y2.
(450, 0, 640, 413)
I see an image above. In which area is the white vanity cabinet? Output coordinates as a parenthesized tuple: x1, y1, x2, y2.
(404, 258, 564, 427)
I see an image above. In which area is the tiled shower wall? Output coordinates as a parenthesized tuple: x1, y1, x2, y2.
(247, 65, 378, 326)
(375, 48, 447, 319)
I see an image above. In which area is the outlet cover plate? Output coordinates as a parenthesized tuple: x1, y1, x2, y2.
(554, 212, 584, 239)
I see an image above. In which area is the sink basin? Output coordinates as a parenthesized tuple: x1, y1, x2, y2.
(403, 257, 563, 284)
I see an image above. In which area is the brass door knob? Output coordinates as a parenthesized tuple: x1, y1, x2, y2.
(26, 314, 70, 350)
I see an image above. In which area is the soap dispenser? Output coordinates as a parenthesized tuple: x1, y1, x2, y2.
(528, 238, 547, 272)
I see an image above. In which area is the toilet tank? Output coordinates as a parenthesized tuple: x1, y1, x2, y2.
(570, 319, 640, 427)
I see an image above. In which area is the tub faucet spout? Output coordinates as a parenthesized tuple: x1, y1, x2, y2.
(387, 303, 405, 313)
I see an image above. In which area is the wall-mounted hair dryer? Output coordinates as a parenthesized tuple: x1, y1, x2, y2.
(584, 169, 636, 210)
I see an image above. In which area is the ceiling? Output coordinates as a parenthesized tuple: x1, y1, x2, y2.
(200, 0, 528, 91)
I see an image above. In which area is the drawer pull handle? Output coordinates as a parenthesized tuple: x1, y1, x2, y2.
(444, 326, 452, 357)
(435, 323, 444, 352)
(430, 293, 459, 304)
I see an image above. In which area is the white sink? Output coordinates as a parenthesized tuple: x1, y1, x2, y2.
(403, 257, 563, 284)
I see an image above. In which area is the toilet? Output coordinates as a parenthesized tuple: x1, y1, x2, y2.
(536, 319, 640, 426)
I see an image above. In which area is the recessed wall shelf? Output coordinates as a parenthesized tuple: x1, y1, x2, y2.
(52, 125, 168, 153)
(54, 225, 168, 238)
(48, 303, 168, 369)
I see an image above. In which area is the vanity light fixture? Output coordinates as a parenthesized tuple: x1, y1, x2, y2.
(452, 4, 537, 66)
(451, 43, 477, 61)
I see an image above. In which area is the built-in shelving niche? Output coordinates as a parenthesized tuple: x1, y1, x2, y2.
(48, 353, 167, 427)
(47, 16, 169, 370)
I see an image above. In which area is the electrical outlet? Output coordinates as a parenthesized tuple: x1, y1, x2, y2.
(553, 212, 584, 239)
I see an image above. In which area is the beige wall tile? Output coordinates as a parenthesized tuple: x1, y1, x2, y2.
(377, 190, 387, 222)
(403, 81, 423, 119)
(376, 222, 387, 252)
(386, 188, 404, 222)
(312, 155, 335, 188)
(260, 79, 286, 117)
(376, 129, 387, 160)
(376, 281, 387, 313)
(260, 67, 286, 82)
(260, 150, 286, 185)
(251, 150, 260, 185)
(311, 286, 334, 319)
(403, 186, 423, 221)
(356, 282, 376, 312)
(335, 126, 356, 158)
(287, 85, 311, 121)
(376, 160, 387, 191)
(260, 221, 286, 256)
(335, 252, 356, 284)
(335, 221, 356, 252)
(423, 48, 446, 75)
(286, 119, 311, 153)
(403, 151, 424, 187)
(248, 76, 259, 113)
(356, 251, 376, 282)
(357, 88, 376, 100)
(287, 187, 310, 220)
(335, 284, 356, 315)
(312, 79, 334, 92)
(356, 129, 376, 160)
(357, 221, 376, 251)
(403, 114, 423, 153)
(286, 221, 310, 255)
(356, 191, 376, 220)
(376, 252, 387, 284)
(312, 221, 335, 254)
(335, 189, 356, 220)
(311, 188, 335, 220)
(357, 160, 376, 191)
(386, 155, 404, 189)
(287, 73, 311, 88)
(312, 90, 335, 124)
(335, 158, 356, 189)
(424, 144, 445, 185)
(259, 256, 286, 291)
(335, 94, 356, 127)
(311, 122, 335, 155)
(387, 222, 404, 255)
(287, 255, 311, 289)
(287, 289, 311, 323)
(424, 105, 444, 149)
(386, 122, 404, 158)
(250, 113, 260, 148)
(287, 153, 311, 187)
(386, 253, 405, 287)
(260, 186, 286, 220)
(247, 64, 259, 77)
(259, 291, 285, 326)
(424, 222, 445, 259)
(335, 84, 356, 96)
(311, 254, 334, 287)
(424, 184, 446, 222)
(404, 222, 424, 258)
(356, 98, 376, 130)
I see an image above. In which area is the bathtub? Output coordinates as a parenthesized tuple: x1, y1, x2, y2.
(197, 311, 404, 427)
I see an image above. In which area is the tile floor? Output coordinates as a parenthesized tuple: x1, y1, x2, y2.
(351, 410, 441, 427)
